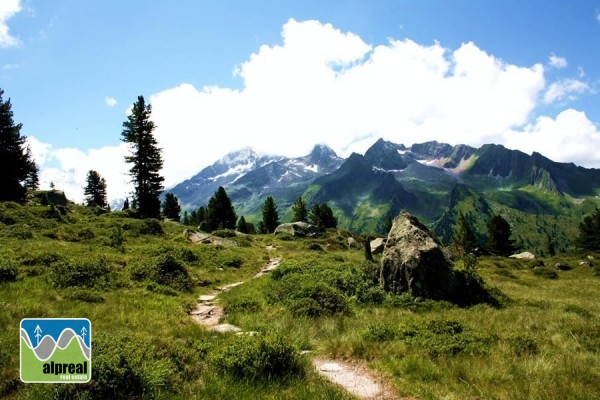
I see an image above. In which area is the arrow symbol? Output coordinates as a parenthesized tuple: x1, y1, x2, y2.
(34, 325, 42, 346)
(81, 326, 87, 341)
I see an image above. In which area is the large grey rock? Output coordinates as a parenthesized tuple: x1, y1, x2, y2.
(380, 212, 457, 300)
(370, 238, 386, 255)
(274, 222, 318, 237)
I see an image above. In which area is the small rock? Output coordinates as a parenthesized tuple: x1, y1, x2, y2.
(579, 261, 592, 267)
(211, 324, 242, 333)
(347, 237, 362, 250)
(554, 263, 571, 271)
(509, 252, 536, 260)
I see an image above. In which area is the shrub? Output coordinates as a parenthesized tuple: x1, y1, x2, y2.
(533, 267, 558, 279)
(211, 333, 303, 381)
(0, 260, 18, 283)
(288, 282, 351, 317)
(40, 333, 176, 400)
(3, 224, 33, 239)
(223, 256, 243, 268)
(212, 229, 237, 238)
(505, 333, 539, 356)
(66, 289, 106, 303)
(151, 254, 193, 292)
(137, 219, 164, 236)
(362, 323, 397, 342)
(50, 256, 110, 288)
(356, 284, 386, 305)
(225, 296, 262, 313)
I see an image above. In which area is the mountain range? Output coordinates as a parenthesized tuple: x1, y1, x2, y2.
(169, 138, 600, 255)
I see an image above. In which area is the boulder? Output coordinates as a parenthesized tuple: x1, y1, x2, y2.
(554, 263, 572, 271)
(379, 212, 457, 300)
(274, 222, 318, 237)
(347, 237, 362, 249)
(509, 252, 535, 260)
(370, 238, 386, 255)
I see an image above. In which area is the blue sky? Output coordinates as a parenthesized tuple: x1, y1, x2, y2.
(1, 0, 599, 202)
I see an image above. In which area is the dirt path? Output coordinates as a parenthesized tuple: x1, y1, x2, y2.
(189, 255, 400, 399)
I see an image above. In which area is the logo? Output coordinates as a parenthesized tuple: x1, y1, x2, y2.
(20, 318, 91, 383)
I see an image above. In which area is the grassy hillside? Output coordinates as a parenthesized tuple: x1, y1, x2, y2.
(2, 198, 600, 399)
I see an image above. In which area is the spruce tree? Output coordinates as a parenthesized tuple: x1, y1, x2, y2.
(182, 210, 190, 226)
(575, 208, 600, 250)
(310, 203, 338, 230)
(83, 170, 108, 208)
(237, 216, 248, 233)
(0, 89, 37, 202)
(121, 96, 164, 219)
(291, 197, 308, 222)
(162, 192, 181, 221)
(24, 159, 40, 191)
(261, 196, 280, 233)
(486, 215, 517, 256)
(122, 198, 130, 210)
(206, 186, 236, 231)
(452, 212, 479, 255)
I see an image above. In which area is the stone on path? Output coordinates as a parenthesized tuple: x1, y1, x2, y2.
(313, 359, 392, 399)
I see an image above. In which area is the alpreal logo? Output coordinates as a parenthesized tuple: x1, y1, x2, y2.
(20, 318, 91, 383)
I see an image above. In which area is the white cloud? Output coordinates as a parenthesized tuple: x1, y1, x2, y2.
(30, 137, 130, 204)
(503, 109, 600, 167)
(105, 97, 118, 107)
(0, 0, 21, 48)
(548, 53, 567, 68)
(597, 10, 600, 23)
(544, 78, 591, 104)
(34, 18, 600, 202)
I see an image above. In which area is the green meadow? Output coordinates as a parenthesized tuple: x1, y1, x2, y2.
(1, 199, 600, 399)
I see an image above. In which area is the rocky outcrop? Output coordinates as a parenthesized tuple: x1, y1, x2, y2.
(347, 237, 362, 249)
(380, 212, 457, 300)
(370, 238, 386, 255)
(274, 222, 318, 237)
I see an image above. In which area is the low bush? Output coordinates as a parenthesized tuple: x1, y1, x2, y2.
(211, 332, 303, 381)
(65, 289, 106, 303)
(212, 229, 237, 238)
(50, 256, 110, 288)
(533, 267, 558, 279)
(2, 224, 33, 239)
(0, 260, 18, 283)
(131, 254, 193, 292)
(225, 296, 262, 313)
(137, 219, 164, 236)
(505, 333, 539, 356)
(362, 323, 397, 342)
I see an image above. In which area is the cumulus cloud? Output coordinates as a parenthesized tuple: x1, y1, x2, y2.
(544, 78, 591, 104)
(0, 0, 21, 47)
(504, 109, 600, 166)
(548, 53, 567, 69)
(29, 137, 130, 204)
(33, 18, 600, 202)
(105, 97, 118, 107)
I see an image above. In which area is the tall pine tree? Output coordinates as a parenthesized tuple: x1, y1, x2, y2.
(452, 212, 479, 255)
(261, 196, 280, 233)
(0, 89, 36, 202)
(206, 186, 237, 231)
(486, 215, 517, 256)
(121, 96, 164, 219)
(83, 170, 108, 207)
(162, 192, 181, 221)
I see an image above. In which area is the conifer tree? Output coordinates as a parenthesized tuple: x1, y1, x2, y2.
(486, 215, 517, 256)
(452, 212, 479, 255)
(575, 208, 600, 250)
(206, 186, 236, 231)
(182, 210, 190, 226)
(291, 197, 308, 222)
(162, 192, 181, 221)
(83, 170, 108, 208)
(24, 159, 40, 191)
(122, 198, 130, 210)
(121, 95, 164, 219)
(310, 203, 337, 230)
(0, 89, 37, 202)
(261, 196, 280, 233)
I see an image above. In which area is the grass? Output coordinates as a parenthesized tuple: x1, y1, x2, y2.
(1, 200, 600, 399)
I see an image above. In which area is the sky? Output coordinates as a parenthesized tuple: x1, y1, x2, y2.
(1, 0, 600, 203)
